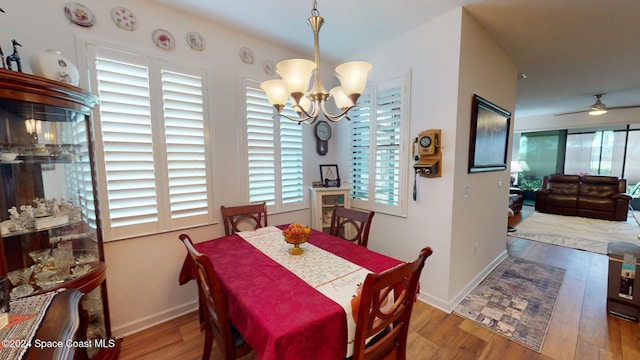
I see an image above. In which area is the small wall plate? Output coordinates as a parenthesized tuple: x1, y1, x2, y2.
(152, 29, 175, 50)
(239, 47, 254, 64)
(64, 2, 96, 28)
(111, 6, 138, 31)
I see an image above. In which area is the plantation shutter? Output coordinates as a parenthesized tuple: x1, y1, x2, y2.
(88, 44, 212, 240)
(245, 79, 305, 212)
(374, 84, 402, 207)
(94, 49, 158, 239)
(246, 84, 276, 205)
(280, 117, 304, 204)
(349, 74, 409, 217)
(349, 90, 372, 201)
(161, 67, 209, 222)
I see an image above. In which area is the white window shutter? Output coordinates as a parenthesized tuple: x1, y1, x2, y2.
(246, 84, 276, 205)
(87, 44, 212, 240)
(161, 67, 210, 225)
(349, 90, 372, 202)
(245, 79, 305, 212)
(94, 50, 158, 239)
(349, 73, 410, 217)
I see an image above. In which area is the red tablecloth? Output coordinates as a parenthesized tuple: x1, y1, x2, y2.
(178, 227, 401, 360)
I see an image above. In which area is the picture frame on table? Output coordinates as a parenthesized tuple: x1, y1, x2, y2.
(468, 94, 512, 173)
(319, 164, 341, 187)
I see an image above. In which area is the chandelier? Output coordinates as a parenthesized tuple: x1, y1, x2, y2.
(260, 0, 371, 124)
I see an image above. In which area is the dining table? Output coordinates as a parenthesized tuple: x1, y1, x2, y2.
(178, 225, 402, 360)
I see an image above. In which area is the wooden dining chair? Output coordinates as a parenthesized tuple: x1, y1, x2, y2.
(178, 234, 253, 360)
(220, 202, 268, 235)
(351, 247, 433, 360)
(329, 205, 375, 247)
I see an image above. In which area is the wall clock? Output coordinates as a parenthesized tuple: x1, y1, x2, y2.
(314, 121, 331, 155)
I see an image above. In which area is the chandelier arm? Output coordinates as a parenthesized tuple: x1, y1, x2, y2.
(273, 113, 319, 125)
(319, 101, 354, 122)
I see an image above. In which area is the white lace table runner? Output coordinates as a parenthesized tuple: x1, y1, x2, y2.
(238, 226, 369, 356)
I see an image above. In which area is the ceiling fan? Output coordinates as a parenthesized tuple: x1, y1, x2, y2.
(555, 93, 640, 116)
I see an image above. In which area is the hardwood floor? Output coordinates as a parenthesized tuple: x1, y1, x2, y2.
(120, 206, 640, 359)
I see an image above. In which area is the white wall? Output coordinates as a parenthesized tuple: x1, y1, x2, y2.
(340, 9, 517, 311)
(4, 0, 517, 335)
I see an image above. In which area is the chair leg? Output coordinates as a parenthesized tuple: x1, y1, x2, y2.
(202, 325, 213, 360)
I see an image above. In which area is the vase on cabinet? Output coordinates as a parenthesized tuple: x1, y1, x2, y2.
(29, 49, 80, 86)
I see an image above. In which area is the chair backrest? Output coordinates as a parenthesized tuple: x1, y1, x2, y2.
(329, 206, 375, 247)
(179, 233, 238, 359)
(352, 247, 433, 360)
(220, 203, 268, 235)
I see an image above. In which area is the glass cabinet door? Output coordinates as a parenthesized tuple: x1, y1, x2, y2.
(0, 70, 111, 355)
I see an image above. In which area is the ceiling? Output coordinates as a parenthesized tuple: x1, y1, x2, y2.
(150, 0, 640, 119)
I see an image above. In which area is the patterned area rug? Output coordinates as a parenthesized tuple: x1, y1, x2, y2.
(508, 211, 640, 254)
(454, 256, 565, 352)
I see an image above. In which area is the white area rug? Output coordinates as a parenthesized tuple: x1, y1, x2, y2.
(508, 211, 640, 254)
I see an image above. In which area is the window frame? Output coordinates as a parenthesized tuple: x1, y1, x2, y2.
(81, 40, 214, 241)
(243, 78, 307, 215)
(349, 72, 411, 217)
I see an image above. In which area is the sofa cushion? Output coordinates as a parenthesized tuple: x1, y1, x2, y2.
(548, 181, 580, 195)
(548, 174, 581, 184)
(545, 193, 578, 208)
(580, 175, 620, 198)
(578, 196, 616, 212)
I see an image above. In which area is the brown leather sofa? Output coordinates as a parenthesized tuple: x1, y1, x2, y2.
(535, 174, 631, 221)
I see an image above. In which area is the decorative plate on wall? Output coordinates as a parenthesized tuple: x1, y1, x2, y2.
(111, 6, 138, 31)
(186, 31, 205, 51)
(64, 2, 95, 28)
(152, 29, 175, 50)
(239, 47, 255, 64)
(263, 60, 276, 75)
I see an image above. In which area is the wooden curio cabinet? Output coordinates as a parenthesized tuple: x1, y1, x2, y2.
(0, 69, 112, 356)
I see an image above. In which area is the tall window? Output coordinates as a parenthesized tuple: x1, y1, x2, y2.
(349, 74, 410, 217)
(565, 130, 626, 177)
(86, 44, 212, 241)
(244, 79, 305, 213)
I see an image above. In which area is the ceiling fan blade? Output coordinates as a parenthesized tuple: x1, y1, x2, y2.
(554, 109, 588, 116)
(555, 104, 640, 116)
(608, 105, 640, 111)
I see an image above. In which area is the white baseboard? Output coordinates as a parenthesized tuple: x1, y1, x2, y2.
(417, 250, 508, 314)
(111, 300, 198, 338)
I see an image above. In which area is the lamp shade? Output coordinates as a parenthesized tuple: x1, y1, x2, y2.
(294, 95, 312, 114)
(260, 79, 288, 107)
(510, 160, 523, 173)
(276, 59, 316, 94)
(329, 86, 354, 110)
(335, 61, 372, 95)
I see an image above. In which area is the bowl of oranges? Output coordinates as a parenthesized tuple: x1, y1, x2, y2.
(282, 223, 311, 255)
